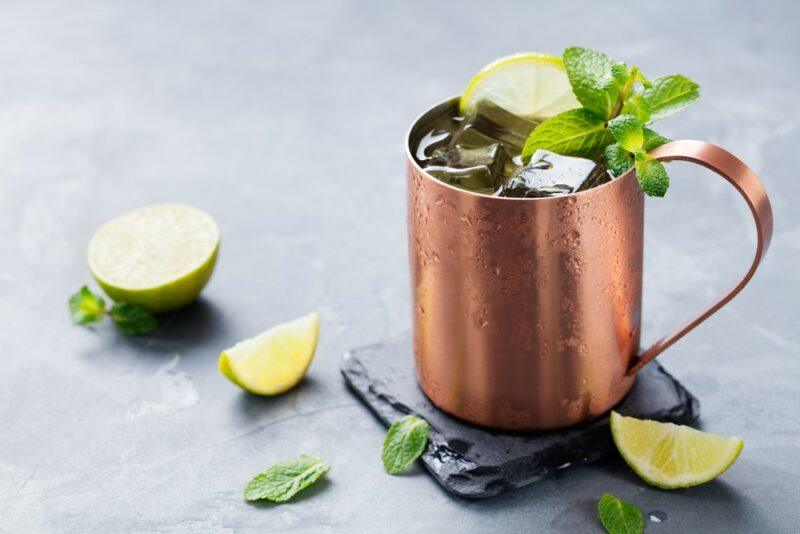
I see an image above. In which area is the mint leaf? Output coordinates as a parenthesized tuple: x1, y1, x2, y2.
(604, 143, 633, 177)
(244, 455, 330, 503)
(523, 108, 613, 161)
(382, 414, 429, 474)
(635, 151, 669, 197)
(605, 127, 669, 178)
(563, 47, 628, 119)
(642, 74, 700, 121)
(110, 302, 157, 335)
(608, 114, 644, 153)
(68, 286, 106, 325)
(598, 493, 644, 534)
(620, 93, 651, 123)
(643, 128, 670, 150)
(629, 66, 651, 88)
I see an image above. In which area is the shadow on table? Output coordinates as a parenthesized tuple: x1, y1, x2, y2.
(116, 297, 230, 356)
(235, 376, 324, 423)
(450, 455, 761, 531)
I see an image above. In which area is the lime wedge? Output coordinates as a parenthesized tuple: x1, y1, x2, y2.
(460, 52, 579, 119)
(87, 204, 219, 313)
(219, 312, 319, 395)
(610, 411, 743, 489)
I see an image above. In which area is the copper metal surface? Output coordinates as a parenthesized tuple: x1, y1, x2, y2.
(406, 97, 772, 431)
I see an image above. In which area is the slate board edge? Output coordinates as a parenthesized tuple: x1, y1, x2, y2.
(341, 351, 490, 498)
(341, 338, 700, 499)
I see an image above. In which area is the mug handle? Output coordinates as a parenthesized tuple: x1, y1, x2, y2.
(626, 140, 774, 376)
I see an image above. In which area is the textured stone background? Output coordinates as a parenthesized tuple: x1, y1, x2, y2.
(1, 1, 798, 532)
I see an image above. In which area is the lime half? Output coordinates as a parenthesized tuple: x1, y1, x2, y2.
(610, 411, 743, 489)
(219, 312, 320, 396)
(88, 204, 219, 313)
(460, 52, 579, 119)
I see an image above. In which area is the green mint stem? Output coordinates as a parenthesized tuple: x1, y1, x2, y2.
(68, 285, 158, 336)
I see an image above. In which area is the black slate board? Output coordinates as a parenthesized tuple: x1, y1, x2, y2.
(341, 335, 700, 499)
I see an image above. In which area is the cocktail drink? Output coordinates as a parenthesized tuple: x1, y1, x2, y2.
(413, 100, 613, 197)
(406, 48, 773, 431)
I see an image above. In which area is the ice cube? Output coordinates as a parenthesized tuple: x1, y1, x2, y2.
(495, 149, 612, 198)
(451, 143, 509, 177)
(423, 142, 510, 191)
(453, 100, 539, 153)
(415, 128, 451, 163)
(425, 165, 497, 194)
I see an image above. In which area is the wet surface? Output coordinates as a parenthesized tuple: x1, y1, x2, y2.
(648, 510, 668, 523)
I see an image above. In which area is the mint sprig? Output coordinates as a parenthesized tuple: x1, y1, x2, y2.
(563, 47, 629, 120)
(381, 414, 430, 474)
(603, 143, 635, 177)
(642, 128, 671, 151)
(620, 93, 651, 123)
(522, 109, 612, 160)
(642, 74, 700, 121)
(598, 493, 644, 534)
(523, 46, 699, 196)
(608, 114, 644, 153)
(635, 151, 670, 197)
(68, 285, 107, 325)
(110, 301, 158, 335)
(68, 285, 157, 335)
(606, 115, 670, 196)
(604, 128, 671, 177)
(244, 455, 330, 503)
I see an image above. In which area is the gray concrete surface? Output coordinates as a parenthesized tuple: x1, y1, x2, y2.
(1, 1, 798, 532)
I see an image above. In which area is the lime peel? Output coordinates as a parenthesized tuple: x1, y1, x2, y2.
(88, 204, 219, 313)
(610, 411, 743, 489)
(459, 52, 580, 119)
(219, 312, 320, 396)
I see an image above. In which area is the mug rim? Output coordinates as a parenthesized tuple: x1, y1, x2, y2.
(405, 94, 639, 202)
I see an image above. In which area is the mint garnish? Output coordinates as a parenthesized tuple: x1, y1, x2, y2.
(381, 414, 429, 474)
(68, 285, 157, 335)
(598, 493, 644, 534)
(643, 128, 671, 151)
(641, 74, 700, 121)
(608, 114, 644, 153)
(110, 302, 158, 335)
(605, 128, 671, 177)
(68, 285, 107, 325)
(608, 113, 668, 196)
(522, 108, 612, 160)
(634, 151, 670, 198)
(620, 93, 651, 123)
(603, 143, 634, 177)
(523, 46, 699, 196)
(244, 455, 330, 503)
(563, 47, 628, 120)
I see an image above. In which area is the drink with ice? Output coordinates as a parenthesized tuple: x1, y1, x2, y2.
(413, 96, 613, 197)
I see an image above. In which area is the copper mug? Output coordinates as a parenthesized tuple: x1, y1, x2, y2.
(406, 97, 773, 431)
